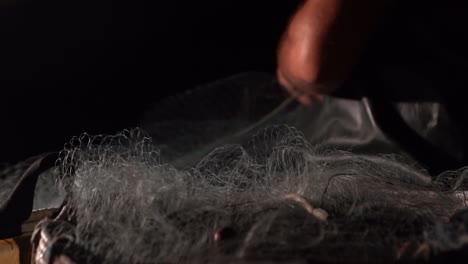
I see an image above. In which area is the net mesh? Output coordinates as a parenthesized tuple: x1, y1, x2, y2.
(48, 127, 468, 263)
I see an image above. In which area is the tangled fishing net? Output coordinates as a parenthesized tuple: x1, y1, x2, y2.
(25, 126, 464, 263)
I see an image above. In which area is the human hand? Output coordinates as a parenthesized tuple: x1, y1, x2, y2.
(277, 0, 393, 105)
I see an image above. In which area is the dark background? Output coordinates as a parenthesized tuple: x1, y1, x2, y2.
(0, 0, 301, 163)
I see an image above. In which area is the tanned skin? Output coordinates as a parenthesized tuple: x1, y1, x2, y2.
(277, 0, 395, 105)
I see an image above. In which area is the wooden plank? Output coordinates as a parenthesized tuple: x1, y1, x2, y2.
(0, 239, 20, 264)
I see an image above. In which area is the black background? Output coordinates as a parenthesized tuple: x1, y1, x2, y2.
(0, 0, 301, 163)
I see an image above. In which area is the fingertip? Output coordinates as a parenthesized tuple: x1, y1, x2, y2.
(298, 95, 313, 106)
(315, 93, 325, 102)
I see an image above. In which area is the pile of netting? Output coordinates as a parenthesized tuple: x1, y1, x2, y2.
(34, 127, 466, 263)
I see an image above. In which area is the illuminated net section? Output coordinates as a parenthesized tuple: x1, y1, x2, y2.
(49, 127, 468, 263)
